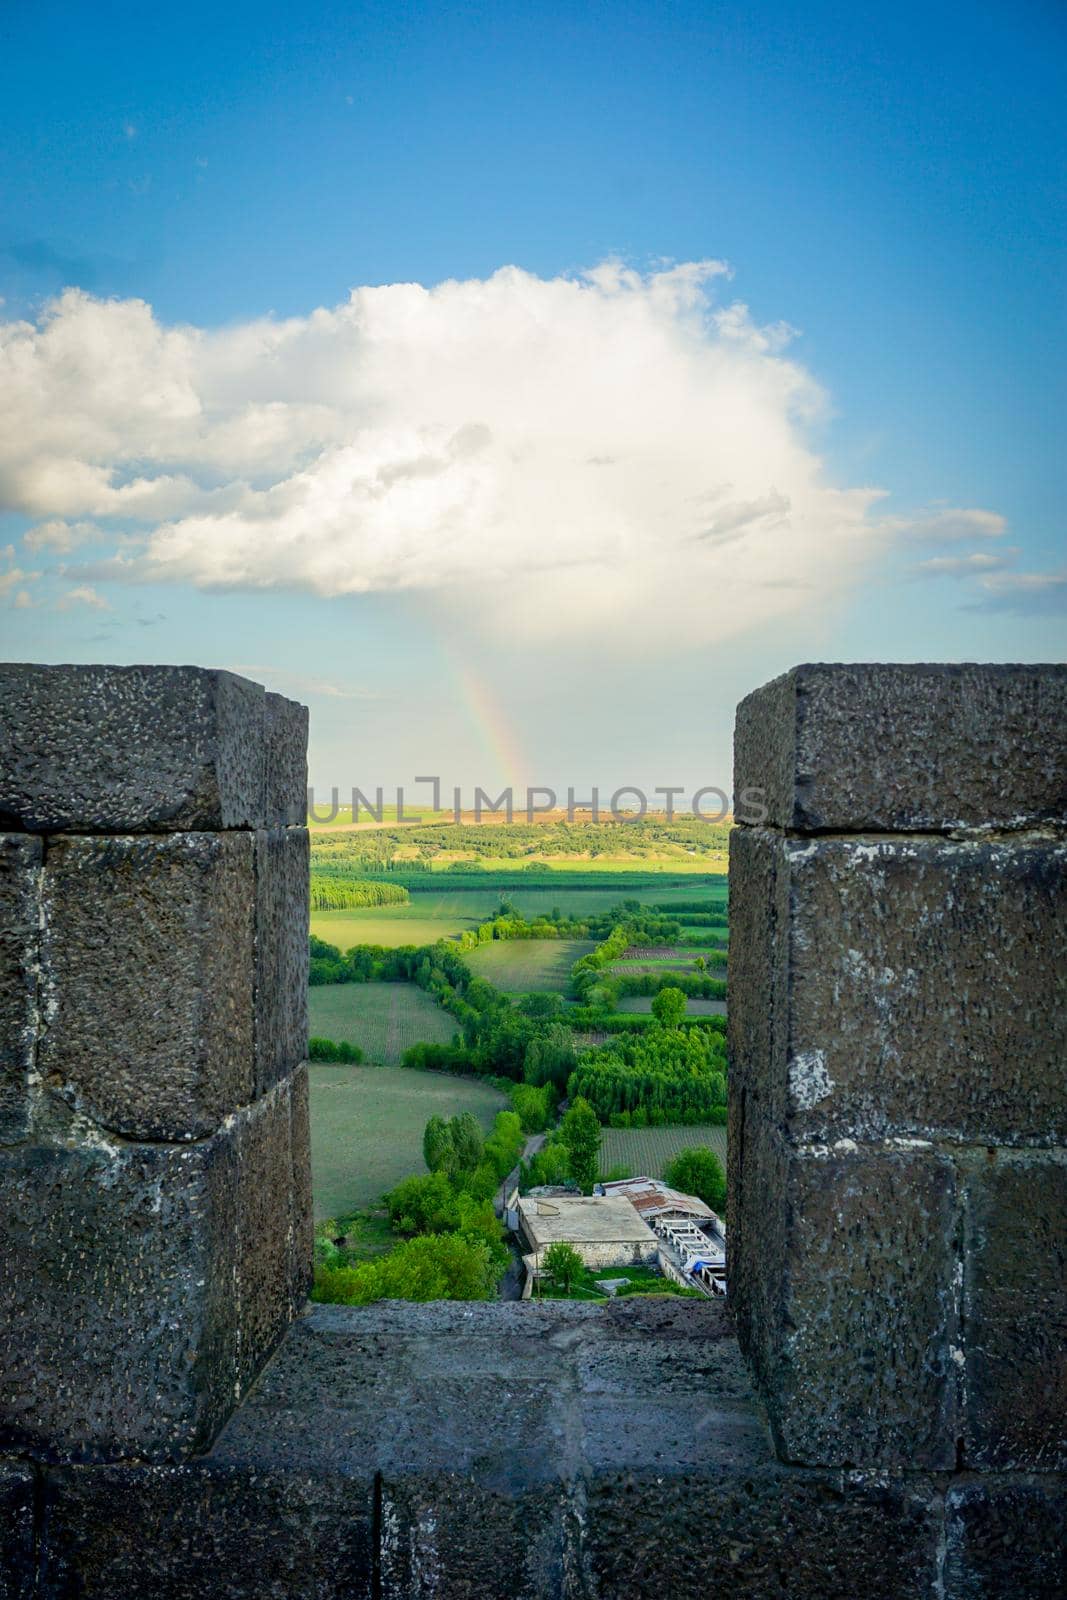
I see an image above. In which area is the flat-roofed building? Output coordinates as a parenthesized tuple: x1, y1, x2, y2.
(517, 1193, 659, 1269)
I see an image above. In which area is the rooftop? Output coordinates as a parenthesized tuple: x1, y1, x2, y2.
(517, 1193, 657, 1249)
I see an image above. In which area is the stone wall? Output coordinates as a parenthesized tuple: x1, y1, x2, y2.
(0, 662, 1063, 1597)
(0, 666, 311, 1464)
(728, 665, 1066, 1569)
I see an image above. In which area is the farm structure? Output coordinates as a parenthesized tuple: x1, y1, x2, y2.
(599, 1177, 727, 1295)
(517, 1193, 659, 1270)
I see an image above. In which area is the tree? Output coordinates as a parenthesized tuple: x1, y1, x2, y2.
(423, 1115, 454, 1175)
(663, 1147, 726, 1213)
(449, 1111, 483, 1172)
(651, 985, 687, 1029)
(543, 1240, 583, 1294)
(560, 1096, 601, 1193)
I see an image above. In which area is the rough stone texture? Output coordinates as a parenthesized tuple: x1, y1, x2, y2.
(734, 661, 1067, 832)
(730, 826, 1067, 1147)
(38, 833, 255, 1142)
(39, 1463, 373, 1600)
(31, 1302, 956, 1600)
(0, 665, 283, 833)
(0, 1129, 238, 1463)
(961, 1150, 1067, 1471)
(0, 1460, 35, 1600)
(944, 1477, 1067, 1599)
(254, 828, 309, 1094)
(289, 1062, 314, 1307)
(742, 1137, 961, 1469)
(234, 1078, 305, 1399)
(264, 692, 308, 828)
(0, 1084, 302, 1464)
(580, 1467, 941, 1600)
(0, 836, 41, 1145)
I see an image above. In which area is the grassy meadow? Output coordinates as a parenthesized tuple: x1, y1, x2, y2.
(309, 1063, 506, 1218)
(309, 982, 457, 1065)
(463, 937, 596, 992)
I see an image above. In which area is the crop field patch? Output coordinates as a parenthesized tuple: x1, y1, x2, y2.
(464, 938, 596, 992)
(309, 982, 457, 1064)
(309, 1064, 506, 1218)
(599, 1124, 728, 1182)
(615, 996, 728, 1016)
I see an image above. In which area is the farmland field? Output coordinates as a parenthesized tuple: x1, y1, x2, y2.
(599, 1124, 728, 1181)
(309, 982, 457, 1064)
(464, 938, 596, 992)
(309, 1064, 506, 1218)
(311, 878, 727, 950)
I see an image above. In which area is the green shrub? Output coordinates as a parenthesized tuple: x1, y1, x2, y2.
(308, 1036, 364, 1063)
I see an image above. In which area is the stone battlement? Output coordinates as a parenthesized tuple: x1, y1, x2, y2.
(0, 662, 1063, 1597)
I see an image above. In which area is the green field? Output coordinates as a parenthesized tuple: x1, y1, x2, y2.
(464, 938, 595, 992)
(309, 1063, 507, 1218)
(311, 879, 727, 951)
(309, 982, 457, 1064)
(599, 1124, 728, 1180)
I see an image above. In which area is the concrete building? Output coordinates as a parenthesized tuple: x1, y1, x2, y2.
(599, 1177, 728, 1295)
(517, 1192, 659, 1269)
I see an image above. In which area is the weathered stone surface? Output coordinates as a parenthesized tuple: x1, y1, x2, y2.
(0, 1460, 35, 1600)
(264, 692, 308, 828)
(289, 1062, 314, 1307)
(254, 828, 309, 1094)
(0, 665, 281, 833)
(944, 1477, 1067, 1599)
(0, 1130, 238, 1463)
(962, 1151, 1067, 1471)
(380, 1478, 566, 1600)
(730, 827, 1067, 1146)
(38, 833, 255, 1141)
(735, 662, 1067, 832)
(734, 1137, 961, 1469)
(39, 1463, 373, 1600)
(581, 1467, 941, 1600)
(0, 1085, 301, 1464)
(235, 1081, 304, 1398)
(0, 837, 40, 1145)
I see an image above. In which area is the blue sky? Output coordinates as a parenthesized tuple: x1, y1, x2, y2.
(1, 0, 1064, 793)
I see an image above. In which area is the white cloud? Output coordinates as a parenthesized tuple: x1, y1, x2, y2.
(23, 518, 103, 552)
(0, 563, 41, 598)
(57, 584, 110, 610)
(916, 551, 1012, 576)
(0, 265, 1006, 644)
(887, 507, 1008, 544)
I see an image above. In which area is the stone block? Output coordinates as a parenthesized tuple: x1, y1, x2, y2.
(0, 837, 41, 1145)
(254, 828, 309, 1093)
(38, 833, 255, 1141)
(581, 1467, 941, 1600)
(235, 1080, 304, 1397)
(0, 1460, 35, 1600)
(0, 664, 278, 833)
(734, 662, 1067, 832)
(962, 1151, 1067, 1470)
(289, 1063, 313, 1306)
(0, 1087, 300, 1464)
(944, 1476, 1067, 1599)
(735, 1137, 961, 1469)
(0, 1131, 238, 1463)
(265, 692, 308, 828)
(729, 827, 1067, 1146)
(39, 1463, 373, 1600)
(379, 1478, 565, 1600)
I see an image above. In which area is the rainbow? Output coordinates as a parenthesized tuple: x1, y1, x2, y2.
(436, 639, 530, 799)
